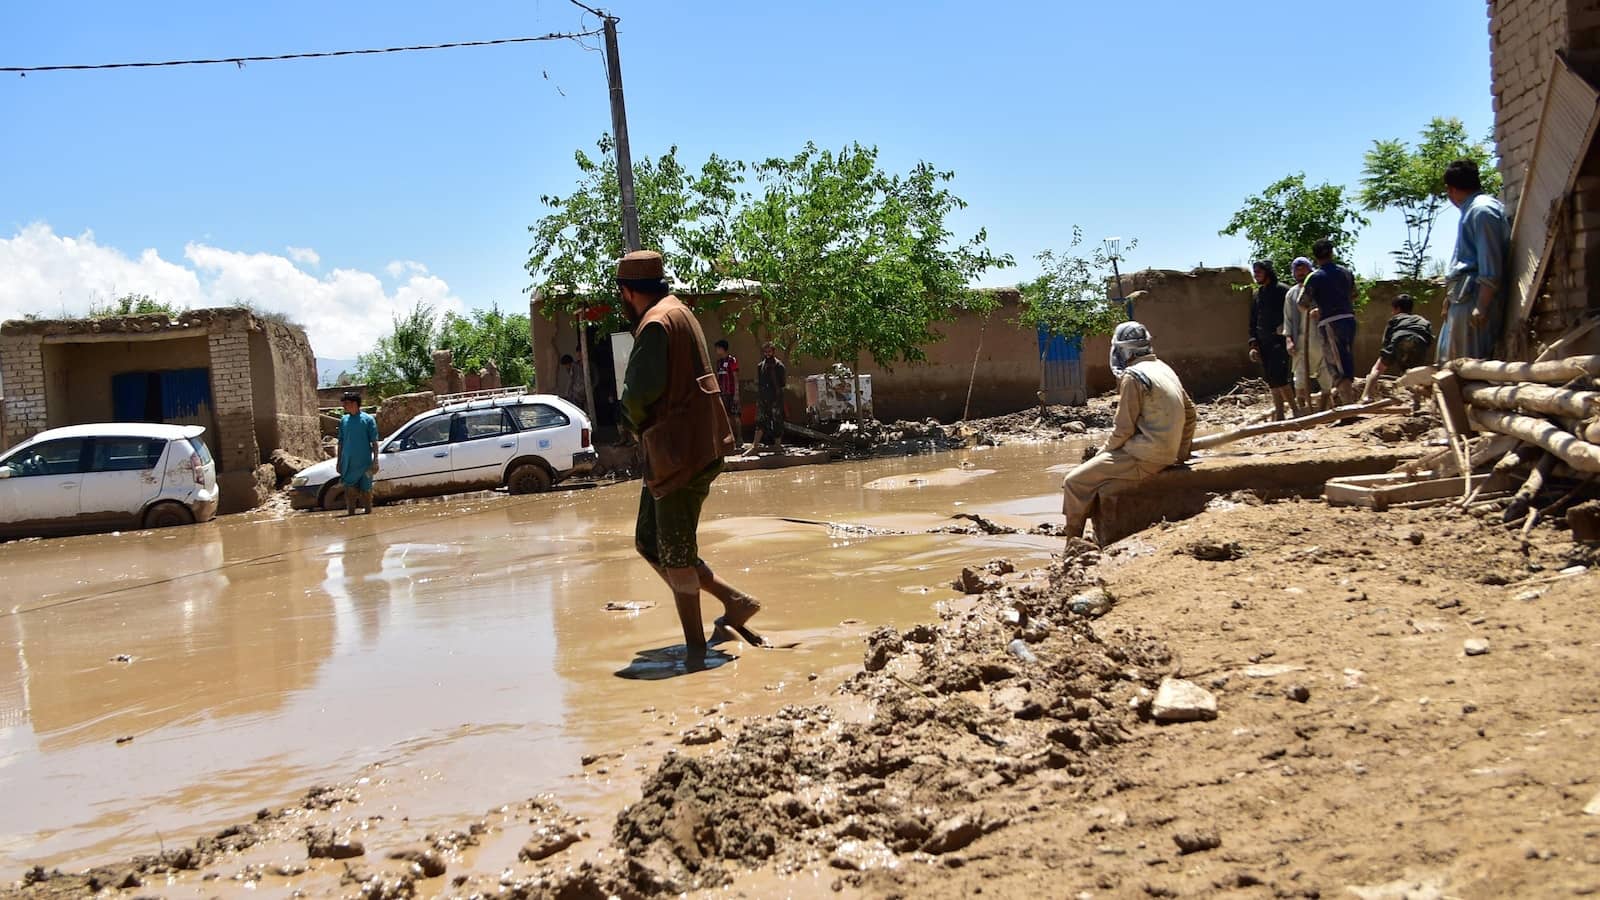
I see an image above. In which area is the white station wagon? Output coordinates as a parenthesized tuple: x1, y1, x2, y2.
(290, 393, 596, 511)
(0, 423, 220, 539)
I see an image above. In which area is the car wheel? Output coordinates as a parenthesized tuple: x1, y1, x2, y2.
(507, 463, 552, 495)
(144, 501, 196, 529)
(320, 482, 346, 511)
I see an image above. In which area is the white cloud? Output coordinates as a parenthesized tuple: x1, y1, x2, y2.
(285, 245, 320, 267)
(0, 223, 467, 359)
(385, 259, 429, 279)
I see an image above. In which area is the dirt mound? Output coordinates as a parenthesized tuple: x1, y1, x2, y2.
(603, 560, 1175, 893)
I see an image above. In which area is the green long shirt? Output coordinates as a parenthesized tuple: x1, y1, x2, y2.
(620, 322, 669, 432)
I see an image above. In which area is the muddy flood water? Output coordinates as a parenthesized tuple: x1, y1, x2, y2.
(0, 443, 1079, 878)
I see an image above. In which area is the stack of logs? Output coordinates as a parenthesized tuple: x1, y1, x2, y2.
(1426, 354, 1600, 539)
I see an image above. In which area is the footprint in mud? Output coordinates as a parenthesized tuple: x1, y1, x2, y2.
(615, 645, 738, 681)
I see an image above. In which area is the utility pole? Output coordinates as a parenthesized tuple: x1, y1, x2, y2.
(603, 16, 641, 252)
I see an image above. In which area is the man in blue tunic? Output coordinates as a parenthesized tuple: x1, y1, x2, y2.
(337, 390, 379, 516)
(1439, 158, 1510, 363)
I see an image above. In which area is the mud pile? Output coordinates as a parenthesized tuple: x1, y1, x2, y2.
(514, 550, 1176, 895)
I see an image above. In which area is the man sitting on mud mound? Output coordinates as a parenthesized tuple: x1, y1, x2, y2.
(1061, 322, 1196, 544)
(617, 249, 763, 656)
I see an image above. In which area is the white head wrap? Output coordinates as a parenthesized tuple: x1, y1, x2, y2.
(1109, 321, 1154, 377)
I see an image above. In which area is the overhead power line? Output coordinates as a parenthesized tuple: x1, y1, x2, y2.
(565, 0, 611, 20)
(2, 30, 605, 75)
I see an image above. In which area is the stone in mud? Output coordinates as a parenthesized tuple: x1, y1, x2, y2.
(1173, 828, 1222, 854)
(921, 815, 984, 855)
(387, 846, 448, 878)
(902, 623, 938, 644)
(829, 839, 900, 871)
(681, 725, 724, 746)
(1006, 638, 1039, 665)
(864, 626, 905, 672)
(1464, 638, 1490, 657)
(985, 558, 1016, 575)
(1583, 790, 1600, 816)
(1566, 500, 1600, 543)
(1184, 539, 1246, 561)
(953, 566, 1001, 594)
(1150, 678, 1218, 722)
(306, 826, 365, 860)
(1068, 586, 1115, 618)
(520, 825, 581, 862)
(1285, 684, 1311, 703)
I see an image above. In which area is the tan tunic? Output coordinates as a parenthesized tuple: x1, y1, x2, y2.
(635, 296, 736, 498)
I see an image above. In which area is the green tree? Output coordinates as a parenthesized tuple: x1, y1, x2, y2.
(1220, 173, 1368, 276)
(354, 302, 437, 396)
(437, 304, 534, 389)
(1359, 116, 1502, 281)
(525, 134, 741, 334)
(87, 293, 184, 318)
(725, 142, 1013, 375)
(1018, 228, 1134, 338)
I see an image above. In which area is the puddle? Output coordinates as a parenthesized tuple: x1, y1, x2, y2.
(0, 442, 1084, 874)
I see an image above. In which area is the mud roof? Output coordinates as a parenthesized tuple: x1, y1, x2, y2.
(0, 306, 299, 337)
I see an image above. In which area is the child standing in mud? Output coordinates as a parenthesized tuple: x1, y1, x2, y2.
(336, 390, 379, 516)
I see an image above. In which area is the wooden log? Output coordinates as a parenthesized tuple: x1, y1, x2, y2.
(1461, 382, 1600, 419)
(1468, 408, 1600, 473)
(1505, 451, 1555, 524)
(1192, 398, 1403, 451)
(1447, 355, 1600, 384)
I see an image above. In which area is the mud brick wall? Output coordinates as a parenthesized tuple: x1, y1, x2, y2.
(0, 334, 46, 451)
(250, 321, 322, 461)
(207, 320, 259, 474)
(1490, 0, 1600, 346)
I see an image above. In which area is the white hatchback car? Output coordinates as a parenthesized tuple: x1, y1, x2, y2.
(290, 393, 596, 511)
(0, 423, 220, 539)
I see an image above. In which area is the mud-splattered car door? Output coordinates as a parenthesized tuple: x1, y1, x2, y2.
(0, 438, 89, 535)
(77, 437, 167, 528)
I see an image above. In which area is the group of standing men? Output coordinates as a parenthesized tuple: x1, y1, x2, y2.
(1247, 158, 1510, 418)
(713, 339, 788, 452)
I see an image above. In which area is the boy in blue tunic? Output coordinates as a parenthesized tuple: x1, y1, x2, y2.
(336, 390, 379, 515)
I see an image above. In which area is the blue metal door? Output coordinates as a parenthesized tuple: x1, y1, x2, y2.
(1037, 327, 1087, 405)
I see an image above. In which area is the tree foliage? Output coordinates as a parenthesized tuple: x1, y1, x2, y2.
(1220, 174, 1368, 276)
(1018, 228, 1132, 338)
(525, 136, 1012, 372)
(354, 303, 438, 395)
(438, 304, 533, 389)
(525, 135, 740, 333)
(1359, 116, 1501, 281)
(724, 142, 1013, 370)
(87, 293, 184, 319)
(354, 302, 533, 397)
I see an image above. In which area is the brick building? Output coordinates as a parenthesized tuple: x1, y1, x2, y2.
(0, 308, 321, 511)
(1490, 0, 1600, 348)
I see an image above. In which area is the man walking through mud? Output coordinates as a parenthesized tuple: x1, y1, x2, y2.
(617, 250, 763, 657)
(1060, 322, 1195, 543)
(336, 390, 378, 516)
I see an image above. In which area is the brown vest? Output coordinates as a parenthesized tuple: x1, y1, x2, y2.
(636, 295, 735, 497)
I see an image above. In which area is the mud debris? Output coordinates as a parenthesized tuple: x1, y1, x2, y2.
(1149, 678, 1218, 723)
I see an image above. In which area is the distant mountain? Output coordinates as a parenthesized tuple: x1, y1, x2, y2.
(316, 358, 358, 387)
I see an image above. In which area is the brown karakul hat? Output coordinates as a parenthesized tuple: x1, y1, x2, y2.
(616, 249, 665, 280)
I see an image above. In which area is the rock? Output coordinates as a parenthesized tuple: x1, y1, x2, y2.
(1068, 587, 1115, 618)
(1407, 530, 1425, 545)
(828, 839, 900, 871)
(921, 815, 984, 855)
(1172, 829, 1222, 855)
(387, 846, 448, 878)
(1006, 638, 1039, 665)
(1567, 500, 1600, 543)
(306, 827, 365, 860)
(519, 825, 580, 862)
(953, 566, 1000, 594)
(985, 558, 1016, 575)
(1150, 678, 1218, 723)
(1184, 539, 1246, 561)
(375, 391, 437, 439)
(902, 623, 937, 644)
(681, 725, 723, 746)
(1063, 421, 1088, 434)
(1464, 638, 1490, 657)
(1583, 790, 1600, 816)
(1285, 685, 1311, 703)
(269, 449, 316, 486)
(1241, 663, 1302, 679)
(864, 626, 905, 672)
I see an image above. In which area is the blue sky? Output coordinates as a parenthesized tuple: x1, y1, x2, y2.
(0, 0, 1495, 358)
